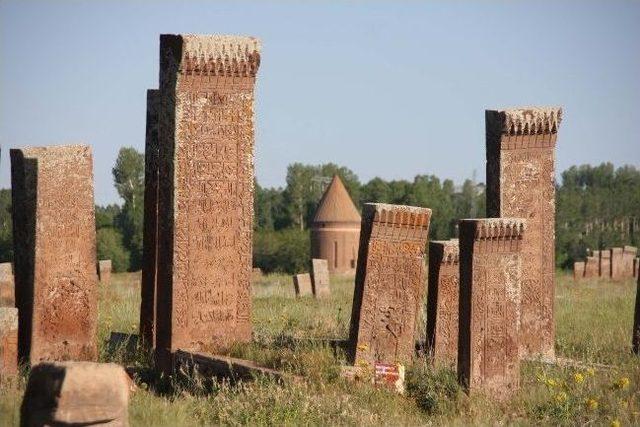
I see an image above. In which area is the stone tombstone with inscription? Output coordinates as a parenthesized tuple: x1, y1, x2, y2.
(426, 239, 460, 366)
(584, 256, 599, 278)
(623, 246, 638, 278)
(98, 260, 112, 285)
(11, 145, 98, 364)
(611, 247, 624, 281)
(486, 107, 561, 362)
(311, 259, 331, 298)
(348, 203, 431, 365)
(155, 35, 261, 368)
(573, 261, 585, 281)
(0, 307, 18, 376)
(140, 88, 160, 348)
(600, 250, 611, 278)
(293, 273, 313, 297)
(0, 262, 14, 306)
(458, 218, 525, 401)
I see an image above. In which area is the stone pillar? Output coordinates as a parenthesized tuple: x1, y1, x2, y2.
(623, 246, 638, 278)
(584, 256, 599, 278)
(0, 307, 18, 376)
(97, 260, 112, 285)
(348, 203, 431, 365)
(426, 239, 459, 366)
(458, 218, 525, 401)
(573, 261, 585, 281)
(311, 259, 331, 298)
(140, 89, 160, 348)
(293, 273, 313, 297)
(611, 247, 624, 281)
(600, 250, 611, 278)
(155, 35, 261, 369)
(11, 146, 98, 363)
(486, 107, 561, 361)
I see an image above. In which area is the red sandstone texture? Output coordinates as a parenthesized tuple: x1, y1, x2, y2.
(584, 256, 599, 278)
(348, 203, 431, 366)
(11, 145, 98, 364)
(311, 175, 361, 274)
(0, 262, 14, 306)
(0, 307, 18, 376)
(98, 260, 112, 285)
(458, 218, 525, 401)
(573, 261, 585, 281)
(426, 239, 460, 366)
(611, 247, 624, 281)
(311, 259, 331, 298)
(155, 35, 261, 369)
(486, 107, 561, 362)
(600, 250, 611, 278)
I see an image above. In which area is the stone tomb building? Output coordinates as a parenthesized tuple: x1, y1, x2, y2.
(426, 239, 460, 366)
(155, 35, 261, 368)
(310, 175, 361, 275)
(486, 107, 561, 361)
(348, 203, 431, 365)
(11, 145, 98, 363)
(458, 218, 525, 401)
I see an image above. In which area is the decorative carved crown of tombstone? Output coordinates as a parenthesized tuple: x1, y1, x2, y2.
(486, 107, 562, 136)
(431, 240, 459, 265)
(464, 218, 526, 240)
(363, 203, 431, 242)
(178, 35, 261, 77)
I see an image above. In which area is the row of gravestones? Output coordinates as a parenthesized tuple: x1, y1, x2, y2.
(293, 259, 331, 298)
(573, 246, 639, 280)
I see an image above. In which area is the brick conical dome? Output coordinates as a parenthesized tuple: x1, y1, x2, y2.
(312, 175, 361, 224)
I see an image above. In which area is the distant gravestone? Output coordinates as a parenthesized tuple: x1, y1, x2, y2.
(293, 273, 313, 297)
(584, 256, 599, 278)
(458, 218, 525, 401)
(485, 107, 561, 361)
(311, 259, 331, 298)
(98, 260, 112, 285)
(11, 146, 98, 364)
(623, 246, 638, 278)
(154, 35, 261, 370)
(0, 262, 14, 306)
(0, 307, 18, 377)
(20, 361, 131, 426)
(573, 261, 585, 281)
(348, 203, 431, 366)
(140, 88, 160, 348)
(611, 247, 624, 281)
(634, 258, 639, 279)
(426, 239, 460, 366)
(600, 250, 611, 278)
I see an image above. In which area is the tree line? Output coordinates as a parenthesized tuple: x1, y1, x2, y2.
(0, 148, 637, 273)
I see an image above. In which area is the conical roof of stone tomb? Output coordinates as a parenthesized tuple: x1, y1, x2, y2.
(312, 175, 361, 224)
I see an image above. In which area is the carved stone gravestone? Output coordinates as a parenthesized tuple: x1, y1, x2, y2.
(293, 273, 313, 297)
(623, 246, 638, 278)
(600, 250, 611, 278)
(426, 239, 459, 366)
(140, 88, 160, 348)
(98, 260, 112, 285)
(458, 218, 525, 401)
(634, 269, 640, 354)
(11, 145, 98, 364)
(573, 261, 585, 281)
(155, 35, 261, 369)
(348, 203, 431, 365)
(311, 259, 331, 298)
(0, 307, 18, 376)
(0, 262, 14, 306)
(486, 107, 561, 361)
(611, 247, 624, 281)
(584, 256, 599, 278)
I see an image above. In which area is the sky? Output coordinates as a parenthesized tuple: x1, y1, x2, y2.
(1, 1, 639, 205)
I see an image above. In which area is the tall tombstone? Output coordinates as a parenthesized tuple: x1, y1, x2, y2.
(600, 250, 611, 278)
(348, 203, 431, 365)
(0, 262, 14, 306)
(458, 218, 525, 401)
(623, 246, 638, 278)
(0, 307, 18, 376)
(426, 239, 459, 366)
(584, 256, 599, 278)
(573, 261, 585, 281)
(97, 260, 112, 285)
(11, 146, 98, 363)
(486, 107, 561, 361)
(611, 247, 624, 281)
(140, 89, 160, 348)
(311, 258, 331, 298)
(155, 35, 261, 368)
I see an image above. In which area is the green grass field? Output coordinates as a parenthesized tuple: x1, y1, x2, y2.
(1, 272, 639, 426)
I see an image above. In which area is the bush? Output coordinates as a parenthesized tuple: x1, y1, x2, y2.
(97, 227, 130, 273)
(253, 229, 310, 274)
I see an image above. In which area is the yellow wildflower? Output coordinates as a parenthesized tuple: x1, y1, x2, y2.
(574, 373, 585, 384)
(546, 378, 557, 387)
(610, 420, 621, 427)
(586, 368, 595, 377)
(357, 344, 369, 351)
(555, 392, 568, 404)
(614, 377, 630, 390)
(585, 398, 598, 410)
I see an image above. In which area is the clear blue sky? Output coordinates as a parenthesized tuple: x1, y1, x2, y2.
(1, 1, 638, 205)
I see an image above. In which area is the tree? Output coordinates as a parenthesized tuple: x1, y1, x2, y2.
(0, 189, 12, 262)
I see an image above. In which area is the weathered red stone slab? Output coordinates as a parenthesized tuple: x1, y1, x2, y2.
(348, 203, 431, 365)
(426, 239, 459, 366)
(140, 88, 160, 348)
(623, 246, 637, 278)
(486, 107, 561, 362)
(584, 256, 599, 278)
(311, 259, 331, 298)
(573, 261, 585, 281)
(0, 307, 18, 376)
(11, 146, 98, 364)
(611, 247, 624, 281)
(600, 250, 611, 278)
(293, 273, 313, 297)
(155, 35, 261, 369)
(634, 269, 640, 354)
(0, 262, 14, 306)
(458, 218, 525, 401)
(98, 260, 112, 285)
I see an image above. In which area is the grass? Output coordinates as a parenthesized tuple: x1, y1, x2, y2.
(1, 272, 640, 426)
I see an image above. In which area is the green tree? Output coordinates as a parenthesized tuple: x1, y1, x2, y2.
(96, 228, 130, 273)
(0, 189, 12, 262)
